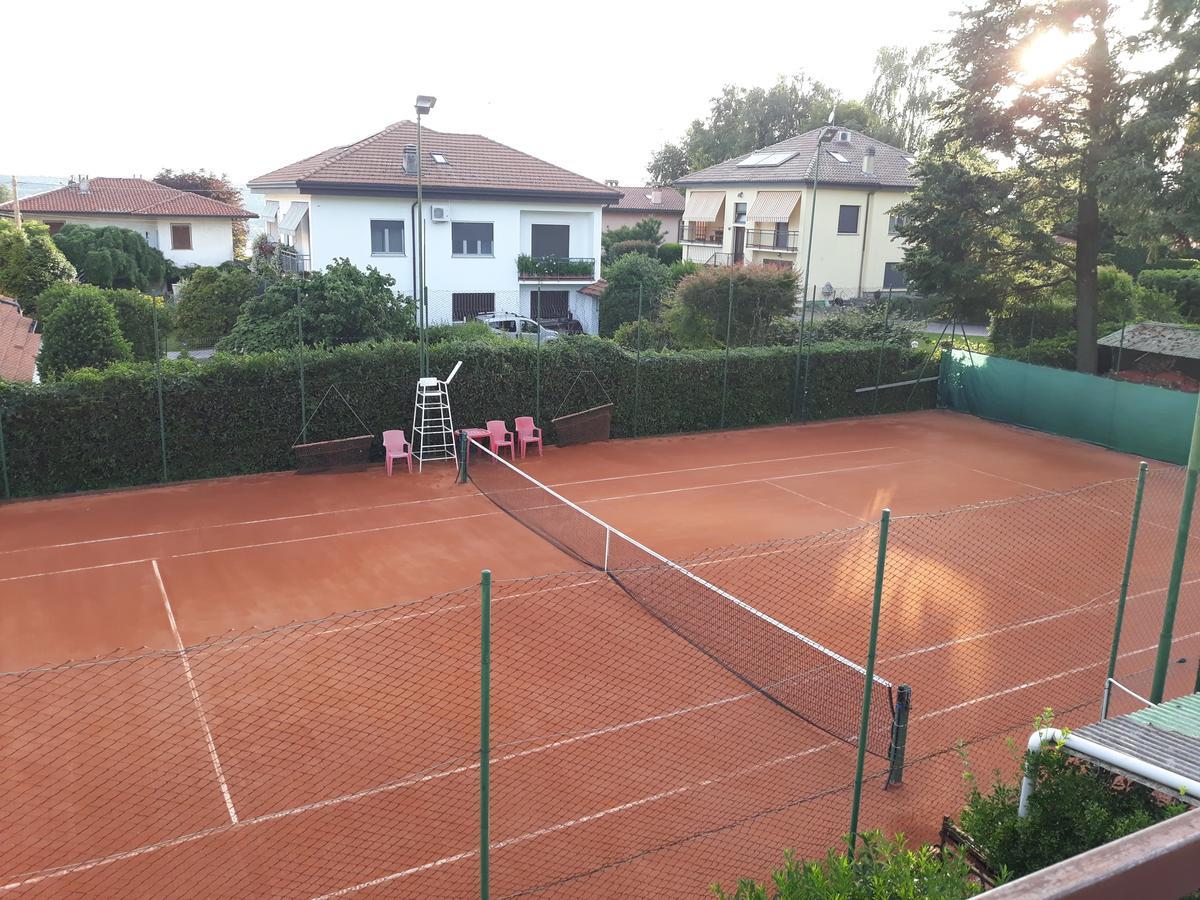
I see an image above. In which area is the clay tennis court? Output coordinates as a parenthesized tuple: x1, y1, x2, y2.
(2, 409, 1195, 897)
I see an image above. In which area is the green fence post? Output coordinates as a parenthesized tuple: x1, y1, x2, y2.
(791, 284, 809, 421)
(1152, 395, 1200, 703)
(535, 286, 542, 426)
(633, 284, 644, 438)
(886, 684, 911, 787)
(0, 408, 9, 500)
(297, 285, 308, 444)
(720, 277, 734, 429)
(849, 507, 890, 859)
(480, 569, 492, 900)
(1104, 461, 1149, 718)
(800, 285, 817, 423)
(872, 294, 891, 415)
(153, 301, 169, 482)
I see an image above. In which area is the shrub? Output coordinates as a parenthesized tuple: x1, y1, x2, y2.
(53, 224, 168, 290)
(1147, 258, 1200, 271)
(998, 334, 1078, 368)
(601, 218, 664, 254)
(219, 259, 415, 353)
(990, 299, 1077, 348)
(669, 265, 799, 347)
(599, 253, 673, 337)
(808, 307, 919, 346)
(1138, 269, 1200, 318)
(34, 283, 164, 361)
(426, 321, 504, 343)
(657, 242, 682, 265)
(667, 259, 701, 285)
(516, 255, 594, 277)
(0, 220, 76, 304)
(38, 289, 133, 379)
(612, 318, 678, 351)
(712, 831, 982, 899)
(608, 239, 659, 262)
(176, 266, 261, 346)
(958, 729, 1186, 879)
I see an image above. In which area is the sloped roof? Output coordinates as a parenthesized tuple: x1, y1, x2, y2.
(0, 178, 256, 219)
(0, 298, 39, 382)
(607, 185, 685, 213)
(1098, 322, 1200, 360)
(1074, 693, 1200, 795)
(677, 127, 917, 190)
(249, 121, 620, 203)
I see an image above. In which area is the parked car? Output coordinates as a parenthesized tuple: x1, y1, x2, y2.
(476, 312, 559, 341)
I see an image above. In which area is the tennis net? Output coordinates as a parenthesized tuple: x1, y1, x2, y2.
(465, 439, 898, 758)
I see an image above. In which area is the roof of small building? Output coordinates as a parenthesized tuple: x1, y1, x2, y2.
(249, 121, 620, 203)
(676, 127, 917, 190)
(607, 185, 685, 214)
(0, 298, 40, 382)
(1074, 693, 1200, 793)
(0, 178, 256, 219)
(1097, 322, 1200, 360)
(579, 279, 608, 298)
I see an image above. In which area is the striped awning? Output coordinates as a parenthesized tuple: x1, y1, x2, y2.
(682, 190, 725, 223)
(261, 200, 279, 223)
(279, 201, 309, 234)
(746, 191, 801, 223)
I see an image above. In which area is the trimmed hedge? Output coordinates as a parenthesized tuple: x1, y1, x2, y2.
(991, 300, 1076, 348)
(0, 338, 934, 497)
(1138, 269, 1200, 318)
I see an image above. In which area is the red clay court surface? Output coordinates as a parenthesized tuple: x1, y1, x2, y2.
(2, 409, 1197, 897)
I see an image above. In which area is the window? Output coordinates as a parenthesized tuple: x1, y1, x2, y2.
(452, 292, 495, 322)
(773, 221, 790, 249)
(370, 220, 405, 255)
(44, 221, 65, 236)
(837, 205, 860, 235)
(826, 150, 849, 163)
(530, 290, 569, 320)
(888, 214, 906, 235)
(431, 153, 449, 165)
(452, 222, 494, 256)
(883, 262, 908, 289)
(734, 202, 747, 225)
(170, 224, 193, 250)
(531, 224, 570, 258)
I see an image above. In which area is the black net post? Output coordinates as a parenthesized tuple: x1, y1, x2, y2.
(886, 684, 911, 787)
(152, 300, 169, 483)
(457, 432, 470, 484)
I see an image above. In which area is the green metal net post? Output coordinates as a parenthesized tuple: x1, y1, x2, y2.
(1152, 393, 1200, 703)
(849, 507, 890, 859)
(297, 285, 308, 445)
(720, 277, 734, 430)
(872, 294, 891, 415)
(535, 287, 542, 425)
(799, 285, 817, 423)
(633, 284, 644, 439)
(1103, 461, 1149, 718)
(152, 300, 169, 483)
(0, 408, 9, 500)
(480, 569, 492, 900)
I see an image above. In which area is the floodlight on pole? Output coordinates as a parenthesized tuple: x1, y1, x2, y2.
(415, 94, 437, 377)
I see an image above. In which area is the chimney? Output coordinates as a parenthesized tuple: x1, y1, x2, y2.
(862, 146, 876, 175)
(404, 144, 418, 175)
(650, 190, 663, 205)
(79, 176, 90, 194)
(604, 179, 618, 187)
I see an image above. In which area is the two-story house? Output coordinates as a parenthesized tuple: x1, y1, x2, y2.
(249, 122, 619, 334)
(675, 128, 917, 301)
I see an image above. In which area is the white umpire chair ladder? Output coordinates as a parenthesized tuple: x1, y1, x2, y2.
(411, 360, 462, 472)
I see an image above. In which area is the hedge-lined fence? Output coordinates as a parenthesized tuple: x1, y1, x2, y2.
(0, 337, 936, 498)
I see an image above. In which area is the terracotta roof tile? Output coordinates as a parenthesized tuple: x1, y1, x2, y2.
(0, 298, 39, 382)
(607, 185, 684, 213)
(0, 178, 256, 218)
(249, 121, 620, 202)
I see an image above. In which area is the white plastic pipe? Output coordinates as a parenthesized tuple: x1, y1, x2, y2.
(1018, 728, 1200, 817)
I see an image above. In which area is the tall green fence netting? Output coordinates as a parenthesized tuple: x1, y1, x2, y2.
(938, 349, 1195, 464)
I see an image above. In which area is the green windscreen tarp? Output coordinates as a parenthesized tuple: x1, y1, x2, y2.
(939, 349, 1196, 464)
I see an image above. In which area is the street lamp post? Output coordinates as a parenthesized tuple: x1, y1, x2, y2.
(415, 94, 437, 377)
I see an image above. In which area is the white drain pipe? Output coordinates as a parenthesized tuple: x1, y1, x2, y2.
(1018, 728, 1200, 817)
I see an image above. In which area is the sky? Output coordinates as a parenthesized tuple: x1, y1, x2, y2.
(6, 0, 963, 193)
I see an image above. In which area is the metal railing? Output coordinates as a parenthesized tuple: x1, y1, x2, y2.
(745, 228, 800, 252)
(277, 249, 311, 274)
(705, 251, 733, 267)
(680, 223, 723, 245)
(516, 256, 596, 279)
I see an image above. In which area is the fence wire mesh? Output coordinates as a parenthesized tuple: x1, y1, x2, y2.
(2, 467, 1198, 896)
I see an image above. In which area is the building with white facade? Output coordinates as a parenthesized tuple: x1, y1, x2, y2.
(676, 128, 917, 302)
(249, 122, 619, 335)
(0, 178, 254, 267)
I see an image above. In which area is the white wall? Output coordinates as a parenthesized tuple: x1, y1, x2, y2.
(24, 214, 236, 266)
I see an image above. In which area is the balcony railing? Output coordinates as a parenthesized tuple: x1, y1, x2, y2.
(276, 249, 311, 274)
(745, 228, 800, 252)
(680, 223, 723, 245)
(704, 252, 734, 267)
(516, 255, 596, 280)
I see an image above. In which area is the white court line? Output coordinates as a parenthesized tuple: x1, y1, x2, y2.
(764, 479, 874, 525)
(152, 560, 238, 826)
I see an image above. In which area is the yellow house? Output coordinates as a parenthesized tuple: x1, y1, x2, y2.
(676, 127, 916, 302)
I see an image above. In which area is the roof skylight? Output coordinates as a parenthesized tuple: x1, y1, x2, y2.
(825, 150, 849, 163)
(431, 153, 449, 165)
(736, 151, 796, 167)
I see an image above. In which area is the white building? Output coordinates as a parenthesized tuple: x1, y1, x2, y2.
(676, 128, 917, 301)
(249, 121, 619, 335)
(0, 177, 254, 267)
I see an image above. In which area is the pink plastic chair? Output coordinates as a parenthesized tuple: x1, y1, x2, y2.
(382, 429, 412, 475)
(486, 420, 516, 460)
(514, 416, 543, 458)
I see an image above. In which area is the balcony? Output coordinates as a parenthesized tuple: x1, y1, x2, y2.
(745, 228, 800, 252)
(516, 255, 596, 281)
(276, 249, 311, 274)
(680, 223, 724, 245)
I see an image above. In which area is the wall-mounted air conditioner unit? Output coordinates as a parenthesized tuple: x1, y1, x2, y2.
(430, 205, 451, 222)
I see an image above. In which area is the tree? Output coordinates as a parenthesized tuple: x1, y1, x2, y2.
(864, 45, 942, 154)
(154, 169, 247, 257)
(0, 181, 10, 204)
(0, 220, 76, 304)
(647, 143, 691, 186)
(665, 266, 798, 348)
(597, 253, 673, 337)
(602, 218, 665, 254)
(53, 225, 167, 291)
(218, 259, 415, 353)
(175, 266, 261, 346)
(38, 289, 133, 379)
(33, 283, 164, 360)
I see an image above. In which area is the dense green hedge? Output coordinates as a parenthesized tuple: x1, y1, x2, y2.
(0, 337, 934, 497)
(1138, 269, 1200, 317)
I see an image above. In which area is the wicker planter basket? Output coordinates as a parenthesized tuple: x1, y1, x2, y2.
(552, 403, 614, 447)
(294, 435, 373, 474)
